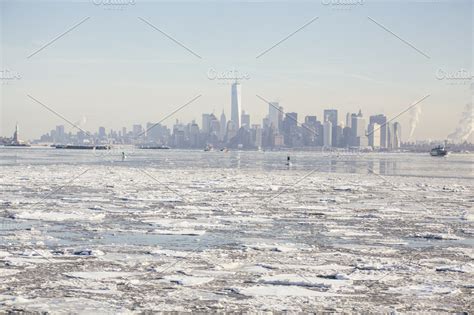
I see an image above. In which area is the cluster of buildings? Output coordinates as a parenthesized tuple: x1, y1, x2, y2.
(35, 82, 402, 150)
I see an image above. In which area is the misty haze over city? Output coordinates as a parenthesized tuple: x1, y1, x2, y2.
(0, 0, 472, 313)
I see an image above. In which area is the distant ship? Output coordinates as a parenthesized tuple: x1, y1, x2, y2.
(138, 145, 170, 150)
(430, 145, 449, 157)
(53, 144, 110, 150)
(5, 124, 31, 147)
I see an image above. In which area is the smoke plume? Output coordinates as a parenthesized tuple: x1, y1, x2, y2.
(408, 104, 421, 140)
(447, 103, 473, 143)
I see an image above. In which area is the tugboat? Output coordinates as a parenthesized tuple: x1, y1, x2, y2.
(430, 145, 449, 157)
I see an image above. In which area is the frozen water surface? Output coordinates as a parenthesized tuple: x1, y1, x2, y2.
(0, 148, 472, 312)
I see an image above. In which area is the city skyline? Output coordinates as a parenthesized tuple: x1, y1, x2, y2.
(5, 79, 470, 145)
(1, 0, 472, 141)
(15, 82, 408, 151)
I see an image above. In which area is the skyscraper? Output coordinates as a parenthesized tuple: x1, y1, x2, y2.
(282, 112, 298, 146)
(351, 110, 368, 147)
(387, 122, 402, 150)
(368, 123, 381, 148)
(202, 113, 211, 134)
(132, 124, 143, 138)
(393, 122, 401, 149)
(220, 110, 226, 141)
(346, 112, 352, 129)
(323, 109, 338, 147)
(241, 110, 250, 130)
(268, 102, 280, 131)
(369, 114, 388, 148)
(323, 118, 332, 147)
(56, 125, 65, 143)
(231, 82, 242, 129)
(98, 126, 106, 140)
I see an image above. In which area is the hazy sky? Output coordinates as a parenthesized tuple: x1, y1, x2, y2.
(0, 0, 472, 141)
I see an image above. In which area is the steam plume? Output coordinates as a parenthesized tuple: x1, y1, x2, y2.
(447, 103, 473, 143)
(408, 104, 421, 140)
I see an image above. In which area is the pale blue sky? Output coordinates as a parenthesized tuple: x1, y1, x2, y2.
(1, 0, 472, 140)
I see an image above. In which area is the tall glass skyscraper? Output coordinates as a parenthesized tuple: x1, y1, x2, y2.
(231, 82, 242, 129)
(323, 109, 338, 147)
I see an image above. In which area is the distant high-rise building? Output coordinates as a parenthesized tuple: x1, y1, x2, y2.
(282, 112, 298, 146)
(305, 116, 317, 124)
(56, 125, 65, 143)
(274, 134, 284, 147)
(302, 116, 318, 146)
(278, 105, 284, 133)
(98, 126, 106, 139)
(393, 122, 401, 149)
(220, 110, 227, 141)
(324, 109, 338, 147)
(369, 114, 388, 148)
(146, 122, 163, 143)
(346, 112, 352, 129)
(132, 124, 143, 138)
(226, 120, 238, 142)
(335, 124, 344, 147)
(342, 126, 352, 147)
(189, 122, 200, 147)
(251, 124, 262, 148)
(202, 113, 211, 134)
(231, 82, 242, 129)
(241, 110, 250, 130)
(268, 102, 280, 131)
(387, 122, 402, 150)
(323, 118, 332, 147)
(208, 113, 220, 143)
(351, 110, 368, 147)
(368, 123, 381, 148)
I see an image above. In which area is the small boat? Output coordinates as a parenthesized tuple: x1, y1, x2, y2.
(204, 144, 213, 151)
(430, 145, 449, 157)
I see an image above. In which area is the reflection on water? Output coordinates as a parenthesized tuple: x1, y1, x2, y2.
(0, 147, 472, 179)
